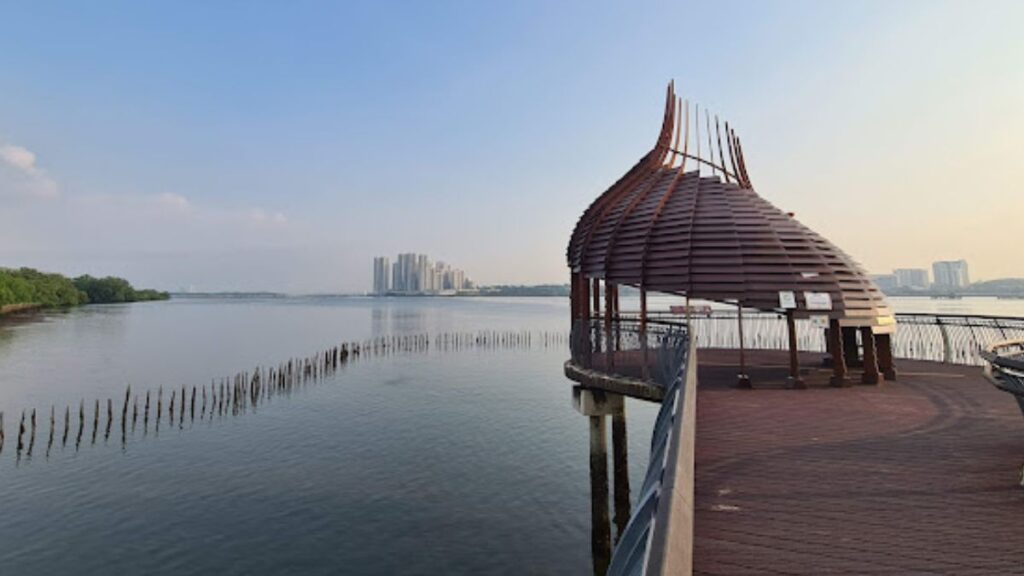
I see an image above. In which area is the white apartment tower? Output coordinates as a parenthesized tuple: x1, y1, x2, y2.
(894, 268, 930, 290)
(932, 260, 970, 290)
(372, 257, 391, 294)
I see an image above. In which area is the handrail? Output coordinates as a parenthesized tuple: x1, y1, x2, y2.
(605, 330, 696, 576)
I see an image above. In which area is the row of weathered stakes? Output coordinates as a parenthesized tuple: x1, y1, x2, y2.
(0, 330, 568, 465)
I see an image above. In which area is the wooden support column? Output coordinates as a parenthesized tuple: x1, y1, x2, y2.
(580, 273, 590, 322)
(737, 303, 751, 388)
(829, 319, 850, 387)
(611, 284, 621, 352)
(861, 327, 881, 385)
(570, 273, 580, 323)
(786, 310, 806, 389)
(590, 278, 601, 355)
(640, 287, 649, 381)
(605, 281, 614, 370)
(579, 273, 592, 367)
(843, 328, 862, 367)
(877, 333, 897, 380)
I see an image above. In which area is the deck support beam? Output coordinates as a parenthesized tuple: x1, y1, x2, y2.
(589, 414, 611, 575)
(611, 409, 631, 542)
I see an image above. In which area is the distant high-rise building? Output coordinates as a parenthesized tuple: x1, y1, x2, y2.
(932, 260, 970, 290)
(894, 268, 930, 290)
(372, 253, 473, 295)
(395, 253, 418, 292)
(871, 274, 898, 292)
(372, 256, 391, 294)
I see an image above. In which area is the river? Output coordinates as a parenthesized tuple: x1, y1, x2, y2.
(0, 294, 1019, 575)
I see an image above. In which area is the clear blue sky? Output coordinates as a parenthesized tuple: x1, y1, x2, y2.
(1, 1, 1021, 292)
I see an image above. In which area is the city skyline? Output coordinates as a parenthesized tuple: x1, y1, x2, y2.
(1, 2, 1022, 292)
(372, 253, 473, 295)
(873, 259, 972, 292)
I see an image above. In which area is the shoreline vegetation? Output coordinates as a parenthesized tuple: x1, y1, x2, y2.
(0, 267, 169, 315)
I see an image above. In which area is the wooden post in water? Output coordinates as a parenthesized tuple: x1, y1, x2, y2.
(47, 405, 55, 456)
(17, 411, 25, 453)
(105, 399, 113, 441)
(28, 408, 37, 456)
(63, 406, 70, 447)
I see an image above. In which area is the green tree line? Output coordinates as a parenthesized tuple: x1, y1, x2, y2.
(0, 267, 169, 310)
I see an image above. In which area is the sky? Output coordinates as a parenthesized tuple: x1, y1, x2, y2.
(1, 1, 1021, 293)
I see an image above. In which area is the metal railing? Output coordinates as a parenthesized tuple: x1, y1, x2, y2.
(614, 311, 1024, 367)
(606, 325, 696, 576)
(981, 338, 1024, 418)
(570, 318, 688, 387)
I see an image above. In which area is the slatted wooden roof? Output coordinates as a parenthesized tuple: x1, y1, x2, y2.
(567, 82, 893, 327)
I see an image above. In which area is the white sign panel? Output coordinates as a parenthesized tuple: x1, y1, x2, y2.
(778, 291, 797, 310)
(803, 291, 833, 311)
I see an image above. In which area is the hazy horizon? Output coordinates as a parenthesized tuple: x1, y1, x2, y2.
(2, 1, 1022, 292)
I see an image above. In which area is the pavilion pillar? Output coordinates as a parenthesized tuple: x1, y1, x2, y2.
(570, 273, 580, 323)
(611, 284, 621, 352)
(640, 287, 649, 381)
(860, 327, 881, 385)
(786, 310, 806, 389)
(605, 282, 614, 370)
(877, 333, 897, 380)
(579, 273, 592, 367)
(829, 319, 850, 387)
(591, 278, 601, 355)
(842, 328, 862, 367)
(737, 303, 751, 388)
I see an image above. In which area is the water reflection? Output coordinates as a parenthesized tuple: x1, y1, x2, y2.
(574, 387, 632, 576)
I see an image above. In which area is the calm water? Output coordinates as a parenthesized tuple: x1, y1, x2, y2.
(1, 295, 1021, 575)
(0, 296, 658, 575)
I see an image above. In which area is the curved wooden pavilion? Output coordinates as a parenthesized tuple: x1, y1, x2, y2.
(567, 82, 896, 387)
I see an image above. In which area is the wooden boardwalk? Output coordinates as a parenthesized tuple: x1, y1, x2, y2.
(693, 349, 1024, 575)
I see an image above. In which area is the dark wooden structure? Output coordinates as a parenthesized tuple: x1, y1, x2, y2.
(567, 82, 896, 387)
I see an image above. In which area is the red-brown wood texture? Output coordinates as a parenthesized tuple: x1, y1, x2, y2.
(567, 83, 892, 328)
